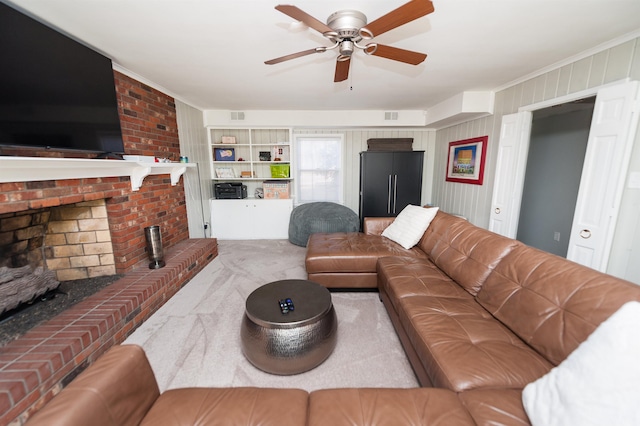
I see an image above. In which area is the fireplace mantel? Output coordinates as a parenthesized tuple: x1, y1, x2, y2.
(0, 156, 194, 190)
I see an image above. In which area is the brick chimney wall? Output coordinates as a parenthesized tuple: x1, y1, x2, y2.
(0, 71, 190, 273)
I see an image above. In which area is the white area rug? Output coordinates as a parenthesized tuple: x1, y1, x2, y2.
(125, 240, 418, 392)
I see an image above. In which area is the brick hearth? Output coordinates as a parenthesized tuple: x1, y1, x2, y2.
(0, 238, 218, 425)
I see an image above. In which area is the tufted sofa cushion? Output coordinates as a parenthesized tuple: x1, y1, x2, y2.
(25, 344, 160, 426)
(308, 388, 476, 426)
(417, 211, 520, 296)
(377, 256, 552, 392)
(458, 389, 529, 425)
(141, 387, 309, 426)
(306, 233, 427, 274)
(477, 244, 640, 366)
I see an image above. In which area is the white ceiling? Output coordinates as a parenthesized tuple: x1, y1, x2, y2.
(5, 0, 640, 112)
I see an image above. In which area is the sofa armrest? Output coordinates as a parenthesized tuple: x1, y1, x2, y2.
(26, 345, 160, 426)
(363, 217, 394, 235)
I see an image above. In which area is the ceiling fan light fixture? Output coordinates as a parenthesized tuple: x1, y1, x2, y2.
(339, 40, 355, 57)
(266, 1, 434, 82)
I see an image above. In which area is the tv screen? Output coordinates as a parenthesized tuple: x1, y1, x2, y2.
(0, 2, 125, 154)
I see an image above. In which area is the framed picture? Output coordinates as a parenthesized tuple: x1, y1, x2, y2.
(215, 167, 235, 178)
(220, 136, 236, 144)
(215, 147, 235, 161)
(445, 136, 488, 185)
(259, 151, 271, 161)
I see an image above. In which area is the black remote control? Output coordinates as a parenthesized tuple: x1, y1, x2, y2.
(278, 298, 295, 314)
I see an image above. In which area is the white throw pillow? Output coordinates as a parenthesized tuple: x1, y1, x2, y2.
(381, 205, 439, 250)
(522, 301, 640, 426)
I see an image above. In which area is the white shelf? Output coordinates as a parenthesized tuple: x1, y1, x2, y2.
(208, 127, 293, 184)
(211, 161, 289, 165)
(0, 156, 194, 191)
(211, 177, 292, 181)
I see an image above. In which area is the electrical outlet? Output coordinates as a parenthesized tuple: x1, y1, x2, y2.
(554, 231, 561, 242)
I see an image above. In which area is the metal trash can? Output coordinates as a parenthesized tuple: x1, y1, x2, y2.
(144, 225, 165, 269)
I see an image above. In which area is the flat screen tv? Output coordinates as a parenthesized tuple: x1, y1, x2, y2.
(0, 2, 125, 155)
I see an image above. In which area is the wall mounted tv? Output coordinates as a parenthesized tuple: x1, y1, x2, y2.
(0, 2, 125, 155)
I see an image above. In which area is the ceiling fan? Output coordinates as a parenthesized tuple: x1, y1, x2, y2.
(265, 0, 435, 82)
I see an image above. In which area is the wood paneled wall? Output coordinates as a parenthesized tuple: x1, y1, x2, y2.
(432, 37, 640, 229)
(176, 100, 213, 238)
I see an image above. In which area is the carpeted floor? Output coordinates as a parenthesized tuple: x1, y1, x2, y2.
(124, 239, 419, 392)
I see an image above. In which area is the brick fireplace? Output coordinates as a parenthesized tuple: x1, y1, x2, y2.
(1, 199, 116, 282)
(0, 71, 190, 273)
(0, 72, 219, 425)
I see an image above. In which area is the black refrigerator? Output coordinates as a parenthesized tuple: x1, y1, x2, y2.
(359, 151, 424, 229)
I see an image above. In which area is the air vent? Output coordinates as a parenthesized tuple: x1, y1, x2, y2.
(231, 111, 245, 120)
(384, 111, 398, 120)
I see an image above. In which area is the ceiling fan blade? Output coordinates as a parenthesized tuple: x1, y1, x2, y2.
(364, 0, 434, 38)
(275, 5, 333, 35)
(334, 58, 351, 82)
(265, 48, 324, 65)
(369, 44, 426, 65)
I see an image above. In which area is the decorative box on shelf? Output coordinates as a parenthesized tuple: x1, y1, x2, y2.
(271, 145, 290, 161)
(263, 180, 290, 199)
(270, 164, 290, 178)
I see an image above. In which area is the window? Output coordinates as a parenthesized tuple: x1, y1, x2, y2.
(295, 134, 344, 204)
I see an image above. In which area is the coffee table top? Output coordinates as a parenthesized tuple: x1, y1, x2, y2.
(245, 279, 332, 327)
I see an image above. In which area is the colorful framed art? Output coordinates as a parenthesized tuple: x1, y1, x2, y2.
(445, 136, 488, 185)
(214, 147, 235, 161)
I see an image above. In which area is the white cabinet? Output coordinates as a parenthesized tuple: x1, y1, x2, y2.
(210, 199, 293, 239)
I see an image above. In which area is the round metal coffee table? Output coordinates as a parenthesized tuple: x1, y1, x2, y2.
(241, 279, 337, 375)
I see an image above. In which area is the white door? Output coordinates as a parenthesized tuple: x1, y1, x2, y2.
(489, 111, 532, 237)
(567, 81, 640, 271)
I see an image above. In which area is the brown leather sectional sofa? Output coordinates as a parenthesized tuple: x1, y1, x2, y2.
(26, 344, 515, 426)
(306, 209, 640, 422)
(27, 210, 640, 425)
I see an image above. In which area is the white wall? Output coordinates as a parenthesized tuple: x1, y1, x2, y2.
(176, 100, 213, 238)
(432, 36, 640, 283)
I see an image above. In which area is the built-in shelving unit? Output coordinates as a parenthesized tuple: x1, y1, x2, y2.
(0, 157, 194, 191)
(206, 128, 294, 239)
(207, 127, 292, 185)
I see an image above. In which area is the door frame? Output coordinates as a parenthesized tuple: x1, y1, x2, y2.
(518, 81, 628, 114)
(493, 78, 639, 271)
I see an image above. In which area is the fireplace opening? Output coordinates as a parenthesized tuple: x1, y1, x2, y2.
(0, 274, 122, 346)
(0, 198, 121, 345)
